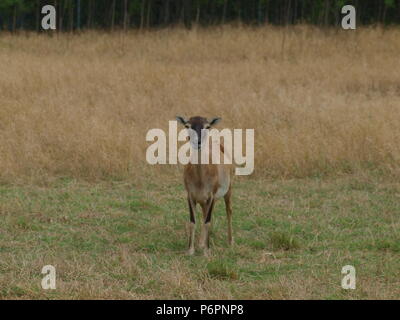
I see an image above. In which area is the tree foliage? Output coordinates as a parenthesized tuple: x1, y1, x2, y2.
(0, 0, 399, 31)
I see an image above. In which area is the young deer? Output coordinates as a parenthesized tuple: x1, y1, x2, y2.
(176, 116, 233, 256)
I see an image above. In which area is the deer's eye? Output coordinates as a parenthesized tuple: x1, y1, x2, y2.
(185, 124, 190, 128)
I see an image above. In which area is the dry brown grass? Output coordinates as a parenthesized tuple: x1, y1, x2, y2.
(1, 26, 400, 182)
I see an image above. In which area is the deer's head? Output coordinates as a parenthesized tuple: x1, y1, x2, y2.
(176, 116, 221, 150)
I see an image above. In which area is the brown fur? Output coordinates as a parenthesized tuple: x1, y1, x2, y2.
(177, 116, 233, 256)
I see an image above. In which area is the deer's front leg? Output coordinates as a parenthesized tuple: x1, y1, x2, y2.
(199, 197, 215, 256)
(187, 196, 196, 255)
(224, 186, 233, 246)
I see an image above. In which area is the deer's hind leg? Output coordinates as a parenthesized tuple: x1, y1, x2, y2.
(224, 185, 233, 246)
(187, 196, 196, 255)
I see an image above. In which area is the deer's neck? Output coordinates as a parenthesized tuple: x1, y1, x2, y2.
(190, 148, 209, 182)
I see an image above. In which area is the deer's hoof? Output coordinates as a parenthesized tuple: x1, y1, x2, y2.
(203, 248, 211, 257)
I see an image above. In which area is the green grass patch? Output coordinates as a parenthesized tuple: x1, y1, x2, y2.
(269, 231, 301, 251)
(0, 175, 399, 299)
(207, 260, 239, 280)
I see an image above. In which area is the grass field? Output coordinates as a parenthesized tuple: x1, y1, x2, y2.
(0, 174, 399, 299)
(0, 26, 399, 299)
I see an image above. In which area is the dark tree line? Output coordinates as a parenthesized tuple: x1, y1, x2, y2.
(0, 0, 399, 32)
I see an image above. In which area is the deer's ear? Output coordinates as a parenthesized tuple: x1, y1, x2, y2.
(209, 117, 221, 126)
(176, 116, 187, 125)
